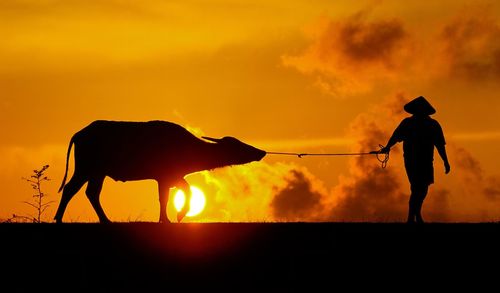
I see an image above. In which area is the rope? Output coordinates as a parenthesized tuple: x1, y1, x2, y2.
(266, 145, 390, 169)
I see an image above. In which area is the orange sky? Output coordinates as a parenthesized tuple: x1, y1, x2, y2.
(1, 0, 500, 222)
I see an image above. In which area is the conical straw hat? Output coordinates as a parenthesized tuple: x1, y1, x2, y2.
(404, 96, 436, 115)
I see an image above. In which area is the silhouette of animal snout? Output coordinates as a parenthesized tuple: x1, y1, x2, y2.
(54, 120, 266, 224)
(202, 136, 267, 164)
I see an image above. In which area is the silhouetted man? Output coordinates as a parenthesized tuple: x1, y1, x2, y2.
(380, 96, 450, 224)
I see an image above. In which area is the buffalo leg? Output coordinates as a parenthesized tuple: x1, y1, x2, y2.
(86, 176, 110, 223)
(54, 174, 87, 223)
(158, 180, 170, 223)
(176, 178, 191, 223)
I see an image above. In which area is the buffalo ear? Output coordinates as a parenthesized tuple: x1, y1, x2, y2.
(202, 136, 222, 143)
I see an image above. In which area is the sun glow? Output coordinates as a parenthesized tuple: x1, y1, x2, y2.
(173, 186, 206, 217)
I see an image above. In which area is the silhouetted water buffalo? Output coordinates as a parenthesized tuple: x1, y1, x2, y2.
(54, 120, 266, 223)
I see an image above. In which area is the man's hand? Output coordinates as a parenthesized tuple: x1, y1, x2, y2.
(379, 146, 391, 154)
(444, 161, 451, 174)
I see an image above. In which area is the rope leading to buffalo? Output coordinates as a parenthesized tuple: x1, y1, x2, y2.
(266, 145, 390, 169)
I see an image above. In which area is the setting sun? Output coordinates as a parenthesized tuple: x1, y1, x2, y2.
(173, 186, 206, 217)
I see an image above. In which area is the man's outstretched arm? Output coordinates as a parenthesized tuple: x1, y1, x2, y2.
(380, 135, 399, 153)
(436, 144, 451, 174)
(378, 119, 408, 154)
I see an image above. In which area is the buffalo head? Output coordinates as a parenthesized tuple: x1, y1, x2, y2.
(202, 136, 266, 165)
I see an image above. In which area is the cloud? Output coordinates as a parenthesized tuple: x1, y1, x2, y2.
(271, 169, 324, 221)
(331, 162, 407, 221)
(451, 146, 483, 182)
(282, 9, 412, 96)
(283, 5, 500, 97)
(190, 92, 500, 223)
(336, 13, 407, 66)
(483, 177, 500, 200)
(438, 7, 500, 81)
(201, 93, 410, 223)
(196, 162, 296, 222)
(331, 93, 500, 222)
(324, 93, 500, 222)
(423, 188, 452, 222)
(451, 145, 500, 203)
(325, 94, 409, 221)
(445, 145, 500, 220)
(276, 3, 500, 221)
(194, 161, 332, 222)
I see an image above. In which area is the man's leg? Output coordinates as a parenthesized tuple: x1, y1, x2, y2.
(408, 184, 428, 223)
(408, 187, 417, 223)
(414, 184, 429, 224)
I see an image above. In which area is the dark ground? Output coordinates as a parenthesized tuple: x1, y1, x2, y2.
(1, 222, 499, 292)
